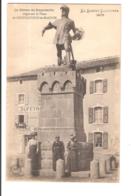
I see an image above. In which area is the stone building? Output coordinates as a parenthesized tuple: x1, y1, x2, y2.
(78, 56, 120, 157)
(7, 56, 120, 167)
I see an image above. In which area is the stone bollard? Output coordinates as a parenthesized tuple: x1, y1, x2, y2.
(105, 157, 111, 173)
(64, 152, 71, 177)
(56, 159, 65, 179)
(24, 158, 32, 177)
(90, 160, 99, 179)
(99, 158, 106, 178)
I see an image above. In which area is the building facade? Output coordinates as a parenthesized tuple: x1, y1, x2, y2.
(7, 56, 120, 160)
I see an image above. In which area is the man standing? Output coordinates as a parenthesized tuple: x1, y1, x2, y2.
(65, 135, 79, 176)
(42, 5, 76, 66)
(52, 136, 65, 171)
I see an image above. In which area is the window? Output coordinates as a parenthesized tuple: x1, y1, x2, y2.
(94, 132, 102, 147)
(95, 80, 103, 93)
(15, 114, 27, 128)
(19, 115, 24, 124)
(88, 106, 108, 124)
(18, 94, 25, 104)
(90, 79, 108, 94)
(88, 132, 108, 149)
(94, 107, 103, 123)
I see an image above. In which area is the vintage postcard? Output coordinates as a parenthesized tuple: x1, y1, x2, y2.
(7, 3, 120, 182)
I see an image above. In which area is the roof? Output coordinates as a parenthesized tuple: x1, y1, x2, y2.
(7, 56, 120, 82)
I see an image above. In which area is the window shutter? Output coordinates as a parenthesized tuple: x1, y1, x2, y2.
(90, 81, 94, 94)
(103, 106, 108, 123)
(25, 95, 29, 105)
(88, 132, 93, 143)
(88, 107, 94, 123)
(103, 79, 108, 93)
(103, 132, 108, 149)
(94, 81, 96, 93)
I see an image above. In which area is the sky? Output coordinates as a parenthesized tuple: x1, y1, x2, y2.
(7, 4, 121, 76)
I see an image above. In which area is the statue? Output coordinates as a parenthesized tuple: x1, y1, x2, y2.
(42, 5, 84, 68)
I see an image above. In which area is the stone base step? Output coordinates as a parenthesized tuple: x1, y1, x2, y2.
(39, 169, 56, 177)
(39, 170, 91, 179)
(72, 171, 90, 178)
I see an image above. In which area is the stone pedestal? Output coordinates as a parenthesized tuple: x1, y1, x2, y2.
(37, 67, 86, 176)
(37, 68, 86, 143)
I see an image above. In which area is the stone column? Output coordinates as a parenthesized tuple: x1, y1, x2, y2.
(56, 159, 65, 179)
(90, 160, 99, 179)
(99, 158, 106, 178)
(24, 158, 32, 177)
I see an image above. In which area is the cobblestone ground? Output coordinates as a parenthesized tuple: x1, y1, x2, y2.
(8, 168, 119, 182)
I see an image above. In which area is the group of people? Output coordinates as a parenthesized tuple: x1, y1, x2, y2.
(26, 132, 79, 177)
(52, 134, 79, 176)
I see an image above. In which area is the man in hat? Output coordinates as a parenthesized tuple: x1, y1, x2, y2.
(52, 136, 65, 171)
(42, 5, 76, 66)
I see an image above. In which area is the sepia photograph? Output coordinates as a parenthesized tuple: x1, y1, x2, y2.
(6, 3, 120, 182)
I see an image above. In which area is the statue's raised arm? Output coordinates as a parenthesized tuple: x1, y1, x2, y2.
(42, 22, 56, 36)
